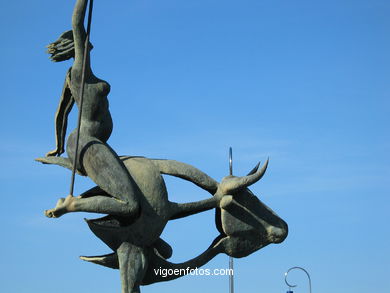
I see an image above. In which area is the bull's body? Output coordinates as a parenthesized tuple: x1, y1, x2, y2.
(37, 155, 287, 291)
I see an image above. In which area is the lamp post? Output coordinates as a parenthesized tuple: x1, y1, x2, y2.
(284, 266, 312, 293)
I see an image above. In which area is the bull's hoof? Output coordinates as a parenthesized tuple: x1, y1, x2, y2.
(44, 195, 73, 218)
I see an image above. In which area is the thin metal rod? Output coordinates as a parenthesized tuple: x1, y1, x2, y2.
(229, 256, 234, 293)
(228, 147, 234, 293)
(69, 0, 94, 196)
(284, 266, 312, 293)
(229, 147, 233, 176)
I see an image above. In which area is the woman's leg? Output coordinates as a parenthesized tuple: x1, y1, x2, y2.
(45, 194, 135, 218)
(45, 136, 140, 218)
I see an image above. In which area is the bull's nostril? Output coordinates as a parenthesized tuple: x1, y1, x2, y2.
(266, 222, 288, 244)
(277, 222, 288, 243)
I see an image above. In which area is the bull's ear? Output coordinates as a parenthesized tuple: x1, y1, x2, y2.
(247, 162, 261, 176)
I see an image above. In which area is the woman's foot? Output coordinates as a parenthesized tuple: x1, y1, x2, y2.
(44, 195, 74, 218)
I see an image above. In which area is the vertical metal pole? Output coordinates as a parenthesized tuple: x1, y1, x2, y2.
(69, 0, 94, 196)
(228, 147, 234, 293)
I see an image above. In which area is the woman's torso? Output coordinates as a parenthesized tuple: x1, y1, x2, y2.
(70, 68, 113, 142)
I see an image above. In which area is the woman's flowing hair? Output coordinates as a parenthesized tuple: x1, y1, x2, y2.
(47, 30, 93, 62)
(47, 30, 75, 62)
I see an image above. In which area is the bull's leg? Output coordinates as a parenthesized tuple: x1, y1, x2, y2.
(117, 242, 148, 293)
(153, 238, 173, 259)
(169, 194, 233, 220)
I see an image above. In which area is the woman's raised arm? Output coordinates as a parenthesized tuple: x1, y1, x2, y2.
(71, 0, 89, 69)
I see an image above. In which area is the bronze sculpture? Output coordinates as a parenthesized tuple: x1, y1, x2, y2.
(37, 1, 288, 292)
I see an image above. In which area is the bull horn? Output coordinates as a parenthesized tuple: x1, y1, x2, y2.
(247, 162, 261, 176)
(233, 158, 269, 190)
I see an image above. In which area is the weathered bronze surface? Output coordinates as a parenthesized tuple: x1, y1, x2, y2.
(37, 1, 288, 292)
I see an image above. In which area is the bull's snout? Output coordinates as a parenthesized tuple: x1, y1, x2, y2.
(266, 220, 288, 244)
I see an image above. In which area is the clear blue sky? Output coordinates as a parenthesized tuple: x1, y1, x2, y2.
(0, 0, 389, 292)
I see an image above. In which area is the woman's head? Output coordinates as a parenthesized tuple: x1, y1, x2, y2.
(47, 30, 93, 62)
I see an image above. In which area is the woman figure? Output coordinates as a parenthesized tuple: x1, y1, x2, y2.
(45, 0, 140, 219)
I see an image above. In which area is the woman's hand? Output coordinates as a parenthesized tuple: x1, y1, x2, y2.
(45, 147, 64, 157)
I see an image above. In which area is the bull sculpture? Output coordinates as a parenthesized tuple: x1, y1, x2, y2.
(37, 155, 288, 292)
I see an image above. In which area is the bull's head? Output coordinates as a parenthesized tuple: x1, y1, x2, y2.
(214, 159, 288, 258)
